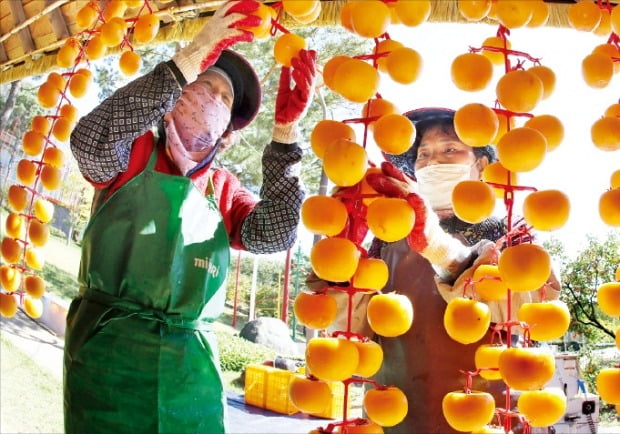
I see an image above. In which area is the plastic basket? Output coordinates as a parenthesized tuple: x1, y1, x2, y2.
(264, 368, 298, 415)
(244, 364, 274, 408)
(244, 364, 298, 415)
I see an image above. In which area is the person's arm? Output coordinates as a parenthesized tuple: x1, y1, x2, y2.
(70, 63, 181, 184)
(239, 49, 318, 254)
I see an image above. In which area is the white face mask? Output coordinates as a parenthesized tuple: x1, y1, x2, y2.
(416, 163, 473, 210)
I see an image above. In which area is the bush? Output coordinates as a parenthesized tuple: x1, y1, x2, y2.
(216, 332, 275, 372)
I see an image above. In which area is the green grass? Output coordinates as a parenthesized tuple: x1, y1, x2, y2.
(0, 334, 64, 434)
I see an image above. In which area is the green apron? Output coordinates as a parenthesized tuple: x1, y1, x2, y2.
(64, 147, 231, 434)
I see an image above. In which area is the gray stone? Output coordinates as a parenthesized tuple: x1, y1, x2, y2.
(239, 317, 300, 357)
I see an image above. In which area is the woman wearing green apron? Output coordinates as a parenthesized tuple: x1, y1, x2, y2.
(65, 2, 317, 432)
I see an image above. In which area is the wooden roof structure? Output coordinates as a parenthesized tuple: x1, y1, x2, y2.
(0, 0, 612, 85)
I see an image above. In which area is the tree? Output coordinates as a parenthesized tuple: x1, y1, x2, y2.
(545, 232, 620, 345)
(0, 81, 21, 130)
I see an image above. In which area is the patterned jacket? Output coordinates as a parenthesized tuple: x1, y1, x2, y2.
(70, 60, 304, 254)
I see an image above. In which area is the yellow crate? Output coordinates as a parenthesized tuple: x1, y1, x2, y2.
(265, 368, 299, 415)
(244, 364, 274, 408)
(244, 364, 350, 418)
(244, 364, 298, 415)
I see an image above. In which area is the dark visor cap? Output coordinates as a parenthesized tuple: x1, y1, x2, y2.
(211, 50, 261, 131)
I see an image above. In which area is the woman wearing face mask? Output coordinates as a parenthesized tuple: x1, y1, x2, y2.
(64, 1, 317, 433)
(307, 108, 560, 433)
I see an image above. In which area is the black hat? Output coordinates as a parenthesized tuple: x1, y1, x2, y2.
(210, 50, 261, 131)
(385, 107, 496, 178)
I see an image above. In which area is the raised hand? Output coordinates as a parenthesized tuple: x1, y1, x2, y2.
(272, 49, 318, 144)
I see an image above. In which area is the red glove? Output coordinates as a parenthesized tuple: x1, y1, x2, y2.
(172, 0, 260, 83)
(272, 49, 318, 144)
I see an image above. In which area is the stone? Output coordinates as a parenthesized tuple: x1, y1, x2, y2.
(239, 316, 300, 356)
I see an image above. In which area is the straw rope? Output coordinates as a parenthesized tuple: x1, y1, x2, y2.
(0, 0, 615, 85)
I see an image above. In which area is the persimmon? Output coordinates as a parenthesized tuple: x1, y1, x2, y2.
(599, 189, 620, 226)
(366, 197, 415, 242)
(23, 130, 46, 156)
(301, 195, 348, 236)
(591, 116, 620, 152)
(458, 0, 492, 22)
(372, 113, 415, 155)
(349, 0, 390, 39)
(452, 180, 495, 224)
(310, 120, 356, 159)
(517, 300, 571, 341)
(353, 340, 384, 378)
(34, 198, 55, 223)
(451, 52, 493, 92)
(119, 50, 142, 76)
(374, 39, 403, 73)
(498, 347, 555, 391)
(5, 213, 25, 239)
(567, 0, 602, 31)
(0, 265, 22, 293)
(497, 127, 547, 173)
(7, 185, 29, 212)
(472, 264, 508, 301)
(52, 117, 73, 142)
(526, 0, 550, 28)
(310, 237, 360, 283)
(24, 295, 43, 319)
(293, 291, 338, 330)
(42, 146, 65, 168)
(442, 390, 495, 432)
(25, 247, 45, 270)
(454, 103, 499, 147)
(475, 343, 506, 380)
(527, 65, 556, 99)
(0, 293, 19, 318)
(481, 161, 518, 199)
(522, 189, 571, 231)
(332, 58, 380, 103)
(517, 388, 567, 427)
(443, 297, 491, 344)
(274, 33, 306, 67)
(1, 237, 22, 264)
(498, 244, 551, 292)
(596, 367, 620, 404)
(100, 17, 126, 47)
(16, 159, 37, 186)
(323, 139, 368, 187)
(393, 0, 431, 27)
(367, 292, 413, 337)
(582, 52, 613, 89)
(597, 282, 620, 316)
(134, 13, 160, 43)
(24, 274, 46, 299)
(31, 115, 51, 135)
(524, 114, 564, 151)
(481, 36, 511, 66)
(352, 257, 389, 291)
(322, 55, 350, 90)
(362, 98, 399, 131)
(386, 47, 422, 85)
(363, 386, 408, 427)
(288, 374, 331, 414)
(305, 337, 359, 381)
(498, 0, 534, 28)
(28, 219, 50, 247)
(496, 70, 544, 113)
